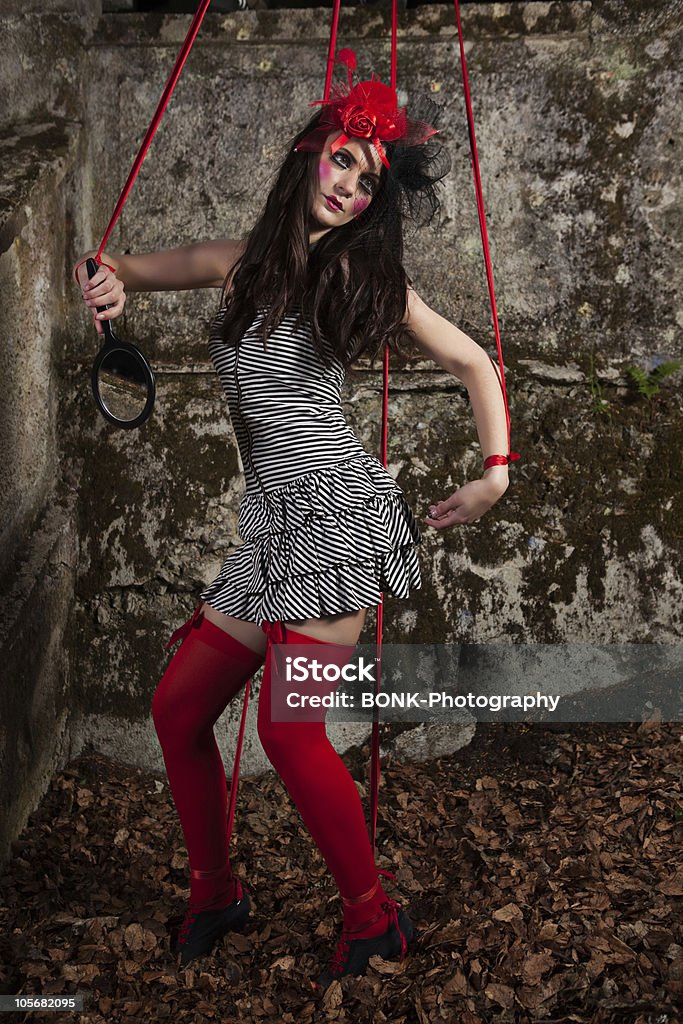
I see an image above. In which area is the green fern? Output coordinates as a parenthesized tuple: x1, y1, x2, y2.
(625, 360, 683, 399)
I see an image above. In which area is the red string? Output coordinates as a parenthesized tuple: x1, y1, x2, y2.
(227, 0, 344, 848)
(323, 0, 342, 101)
(369, 0, 400, 860)
(83, 0, 257, 848)
(452, 0, 519, 465)
(226, 678, 251, 843)
(369, 339, 391, 853)
(390, 0, 398, 91)
(94, 0, 256, 851)
(94, 0, 213, 264)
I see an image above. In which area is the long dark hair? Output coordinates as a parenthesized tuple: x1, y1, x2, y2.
(218, 107, 443, 371)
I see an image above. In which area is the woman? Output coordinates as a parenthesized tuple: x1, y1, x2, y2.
(74, 54, 512, 988)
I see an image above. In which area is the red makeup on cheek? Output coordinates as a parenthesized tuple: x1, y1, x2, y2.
(320, 161, 335, 189)
(352, 196, 370, 216)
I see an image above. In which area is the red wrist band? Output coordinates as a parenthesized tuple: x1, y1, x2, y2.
(483, 452, 521, 470)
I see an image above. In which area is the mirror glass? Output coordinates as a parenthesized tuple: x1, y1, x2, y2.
(96, 348, 151, 423)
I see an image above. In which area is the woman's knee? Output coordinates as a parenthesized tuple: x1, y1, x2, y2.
(257, 711, 329, 772)
(151, 658, 205, 748)
(151, 672, 180, 742)
(256, 698, 288, 761)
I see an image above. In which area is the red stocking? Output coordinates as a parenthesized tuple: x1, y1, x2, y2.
(152, 611, 265, 911)
(257, 622, 392, 938)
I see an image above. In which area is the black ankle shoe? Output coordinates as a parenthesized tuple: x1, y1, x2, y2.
(172, 880, 251, 966)
(315, 898, 414, 988)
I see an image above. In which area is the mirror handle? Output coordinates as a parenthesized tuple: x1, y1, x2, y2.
(86, 257, 117, 345)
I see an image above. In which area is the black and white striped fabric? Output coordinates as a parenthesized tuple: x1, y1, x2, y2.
(198, 303, 423, 623)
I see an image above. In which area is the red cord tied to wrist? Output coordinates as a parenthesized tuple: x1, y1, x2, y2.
(73, 259, 117, 286)
(483, 452, 521, 470)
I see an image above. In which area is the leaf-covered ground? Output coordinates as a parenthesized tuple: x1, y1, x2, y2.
(1, 721, 681, 1024)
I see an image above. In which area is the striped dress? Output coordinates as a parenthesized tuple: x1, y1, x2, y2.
(198, 301, 423, 623)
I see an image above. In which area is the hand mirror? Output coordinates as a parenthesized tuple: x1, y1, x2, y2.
(87, 257, 156, 429)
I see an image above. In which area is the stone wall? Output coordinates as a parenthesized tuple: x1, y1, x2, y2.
(1, 1, 681, 868)
(0, 1, 104, 868)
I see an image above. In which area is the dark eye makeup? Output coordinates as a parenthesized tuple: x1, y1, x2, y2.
(331, 151, 379, 196)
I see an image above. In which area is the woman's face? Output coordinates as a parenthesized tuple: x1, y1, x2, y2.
(309, 130, 383, 240)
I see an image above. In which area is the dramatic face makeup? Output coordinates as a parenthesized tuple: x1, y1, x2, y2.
(310, 130, 383, 236)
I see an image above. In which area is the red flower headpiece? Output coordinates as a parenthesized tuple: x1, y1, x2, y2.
(294, 49, 439, 170)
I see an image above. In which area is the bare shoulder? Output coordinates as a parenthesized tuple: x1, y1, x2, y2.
(401, 284, 486, 378)
(401, 283, 436, 333)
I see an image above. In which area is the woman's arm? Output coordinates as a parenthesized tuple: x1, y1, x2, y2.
(74, 238, 246, 292)
(73, 238, 246, 335)
(118, 238, 246, 291)
(404, 286, 510, 526)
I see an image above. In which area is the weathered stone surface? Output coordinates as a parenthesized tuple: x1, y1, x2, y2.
(66, 0, 680, 769)
(80, 2, 682, 368)
(0, 11, 100, 134)
(2, 1, 682, 867)
(0, 494, 79, 868)
(0, 120, 79, 578)
(0, 0, 101, 868)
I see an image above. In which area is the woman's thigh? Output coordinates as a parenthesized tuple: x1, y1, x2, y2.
(200, 602, 267, 657)
(200, 603, 369, 652)
(281, 608, 368, 645)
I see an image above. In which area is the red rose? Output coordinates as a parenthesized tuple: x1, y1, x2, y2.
(342, 105, 377, 139)
(345, 81, 405, 141)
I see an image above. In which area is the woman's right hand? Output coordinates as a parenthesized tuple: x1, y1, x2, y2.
(73, 250, 126, 336)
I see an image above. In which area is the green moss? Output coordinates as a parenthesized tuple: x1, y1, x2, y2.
(601, 46, 642, 82)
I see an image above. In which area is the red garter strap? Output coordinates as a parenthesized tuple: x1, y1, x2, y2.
(163, 600, 204, 650)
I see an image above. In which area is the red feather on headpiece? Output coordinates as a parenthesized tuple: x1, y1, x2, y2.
(295, 49, 438, 169)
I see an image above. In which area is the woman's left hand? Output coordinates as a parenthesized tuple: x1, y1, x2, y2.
(423, 476, 509, 530)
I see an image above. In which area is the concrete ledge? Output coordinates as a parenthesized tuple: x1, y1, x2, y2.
(90, 3, 594, 48)
(1, 1, 98, 14)
(0, 119, 80, 255)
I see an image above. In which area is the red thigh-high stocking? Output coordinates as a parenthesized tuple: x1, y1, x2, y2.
(257, 622, 393, 940)
(152, 610, 265, 911)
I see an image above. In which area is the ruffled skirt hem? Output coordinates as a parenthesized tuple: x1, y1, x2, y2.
(198, 453, 423, 622)
(198, 545, 422, 623)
